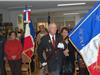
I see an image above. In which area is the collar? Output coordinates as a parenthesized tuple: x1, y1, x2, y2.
(49, 33, 55, 41)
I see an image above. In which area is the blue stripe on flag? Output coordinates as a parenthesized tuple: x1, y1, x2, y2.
(24, 13, 26, 21)
(69, 1, 100, 50)
(29, 20, 36, 39)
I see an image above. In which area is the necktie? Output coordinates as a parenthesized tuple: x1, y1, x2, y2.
(52, 36, 55, 48)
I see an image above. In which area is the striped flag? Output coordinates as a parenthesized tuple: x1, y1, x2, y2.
(69, 2, 100, 75)
(23, 7, 35, 60)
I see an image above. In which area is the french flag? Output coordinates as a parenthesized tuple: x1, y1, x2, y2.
(69, 2, 100, 75)
(23, 7, 35, 60)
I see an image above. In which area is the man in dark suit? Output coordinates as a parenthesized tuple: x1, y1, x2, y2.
(37, 23, 66, 75)
(0, 30, 7, 75)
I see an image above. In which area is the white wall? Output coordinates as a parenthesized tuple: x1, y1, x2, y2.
(0, 9, 10, 23)
(0, 9, 81, 29)
(8, 11, 20, 27)
(0, 9, 20, 27)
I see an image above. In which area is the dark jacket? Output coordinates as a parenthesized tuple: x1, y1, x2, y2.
(37, 33, 64, 72)
(0, 35, 5, 62)
(62, 38, 75, 74)
(0, 35, 7, 75)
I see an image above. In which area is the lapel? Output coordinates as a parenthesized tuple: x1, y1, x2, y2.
(47, 34, 53, 48)
(47, 34, 59, 49)
(55, 34, 59, 48)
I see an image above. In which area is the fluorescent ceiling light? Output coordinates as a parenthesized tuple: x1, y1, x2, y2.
(64, 13, 80, 15)
(57, 3, 86, 7)
(7, 6, 32, 10)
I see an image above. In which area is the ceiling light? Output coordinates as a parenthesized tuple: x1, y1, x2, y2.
(7, 6, 32, 10)
(57, 3, 86, 7)
(64, 13, 80, 15)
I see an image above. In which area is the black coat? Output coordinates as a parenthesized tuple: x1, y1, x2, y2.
(37, 34, 64, 72)
(62, 38, 75, 74)
(0, 35, 5, 62)
(0, 35, 7, 75)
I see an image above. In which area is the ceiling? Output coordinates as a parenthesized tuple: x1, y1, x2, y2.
(0, 1, 95, 9)
(0, 1, 98, 19)
(0, 1, 97, 11)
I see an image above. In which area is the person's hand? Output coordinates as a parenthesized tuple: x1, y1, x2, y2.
(63, 49, 69, 56)
(42, 62, 47, 67)
(12, 55, 16, 60)
(57, 43, 64, 49)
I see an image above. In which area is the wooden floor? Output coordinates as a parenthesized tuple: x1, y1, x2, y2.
(5, 56, 79, 75)
(7, 69, 48, 75)
(7, 71, 39, 75)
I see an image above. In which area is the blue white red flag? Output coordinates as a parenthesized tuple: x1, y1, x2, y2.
(23, 6, 35, 60)
(69, 2, 100, 75)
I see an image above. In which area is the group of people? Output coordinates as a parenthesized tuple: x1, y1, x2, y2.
(37, 23, 75, 75)
(0, 22, 89, 75)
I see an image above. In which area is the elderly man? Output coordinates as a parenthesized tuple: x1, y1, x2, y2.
(37, 23, 66, 75)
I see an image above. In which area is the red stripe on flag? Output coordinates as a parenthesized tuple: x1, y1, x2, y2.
(24, 36, 33, 50)
(28, 11, 31, 22)
(88, 62, 100, 75)
(88, 46, 100, 75)
(23, 49, 33, 59)
(97, 46, 100, 66)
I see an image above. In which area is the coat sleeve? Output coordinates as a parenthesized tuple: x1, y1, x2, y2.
(37, 37, 46, 63)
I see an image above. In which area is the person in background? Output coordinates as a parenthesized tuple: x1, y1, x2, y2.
(37, 23, 66, 75)
(2, 30, 6, 39)
(61, 27, 75, 75)
(77, 54, 89, 75)
(4, 31, 22, 75)
(0, 30, 7, 75)
(36, 24, 48, 45)
(17, 30, 24, 46)
(35, 24, 48, 69)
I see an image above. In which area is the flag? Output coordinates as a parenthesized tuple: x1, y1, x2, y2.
(17, 14, 24, 30)
(23, 21, 35, 60)
(23, 7, 35, 60)
(69, 2, 100, 75)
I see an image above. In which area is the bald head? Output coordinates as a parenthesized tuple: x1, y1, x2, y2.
(48, 23, 57, 35)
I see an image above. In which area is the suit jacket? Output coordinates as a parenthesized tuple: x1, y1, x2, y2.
(0, 35, 5, 67)
(37, 33, 64, 71)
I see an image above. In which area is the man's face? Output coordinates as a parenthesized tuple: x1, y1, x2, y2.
(49, 23, 57, 35)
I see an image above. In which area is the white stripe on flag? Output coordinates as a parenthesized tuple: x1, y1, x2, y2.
(25, 23, 30, 37)
(25, 23, 34, 52)
(26, 12, 28, 22)
(80, 34, 100, 66)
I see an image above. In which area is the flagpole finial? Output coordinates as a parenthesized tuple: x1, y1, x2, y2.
(24, 5, 31, 24)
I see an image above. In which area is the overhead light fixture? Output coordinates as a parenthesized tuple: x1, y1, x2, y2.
(57, 3, 86, 7)
(7, 6, 32, 10)
(64, 13, 80, 15)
